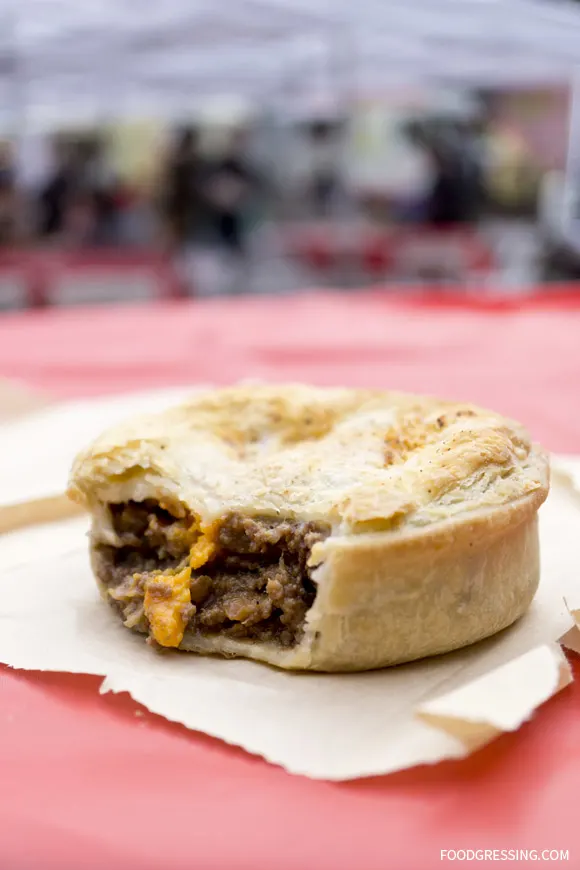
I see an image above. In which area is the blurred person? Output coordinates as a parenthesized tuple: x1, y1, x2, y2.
(428, 145, 468, 227)
(404, 119, 485, 227)
(203, 127, 264, 294)
(0, 141, 15, 186)
(160, 126, 209, 249)
(0, 141, 21, 245)
(207, 127, 261, 258)
(38, 137, 77, 239)
(538, 169, 580, 281)
(38, 135, 120, 246)
(38, 138, 85, 241)
(61, 191, 98, 248)
(114, 180, 156, 247)
(453, 118, 487, 220)
(410, 128, 474, 227)
(76, 137, 120, 245)
(157, 125, 218, 295)
(304, 120, 342, 218)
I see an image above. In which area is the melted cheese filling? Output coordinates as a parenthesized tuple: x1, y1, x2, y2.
(113, 520, 219, 648)
(143, 565, 192, 647)
(189, 523, 218, 570)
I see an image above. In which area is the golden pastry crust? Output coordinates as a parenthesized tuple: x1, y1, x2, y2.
(68, 384, 549, 671)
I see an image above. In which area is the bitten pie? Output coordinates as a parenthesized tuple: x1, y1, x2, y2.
(68, 384, 549, 672)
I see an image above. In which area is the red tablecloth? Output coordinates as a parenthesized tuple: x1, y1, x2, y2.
(1, 291, 580, 870)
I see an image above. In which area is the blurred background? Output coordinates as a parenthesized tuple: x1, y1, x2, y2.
(3, 4, 580, 850)
(0, 0, 579, 305)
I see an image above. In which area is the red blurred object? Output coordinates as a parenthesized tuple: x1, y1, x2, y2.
(362, 229, 396, 277)
(0, 248, 41, 308)
(287, 225, 338, 272)
(40, 249, 184, 306)
(284, 224, 496, 283)
(0, 291, 579, 869)
(306, 243, 335, 271)
(0, 248, 186, 308)
(388, 227, 495, 281)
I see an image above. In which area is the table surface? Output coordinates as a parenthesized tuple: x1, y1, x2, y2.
(1, 290, 580, 870)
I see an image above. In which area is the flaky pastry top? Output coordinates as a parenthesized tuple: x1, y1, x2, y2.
(68, 384, 548, 534)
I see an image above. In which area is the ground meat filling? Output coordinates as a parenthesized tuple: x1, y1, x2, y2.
(97, 501, 330, 648)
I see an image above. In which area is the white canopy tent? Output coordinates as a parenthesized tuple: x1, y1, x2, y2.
(0, 0, 579, 128)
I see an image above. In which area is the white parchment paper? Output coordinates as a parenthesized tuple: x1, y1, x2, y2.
(0, 462, 577, 780)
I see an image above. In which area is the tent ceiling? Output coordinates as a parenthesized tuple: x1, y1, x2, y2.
(0, 0, 578, 125)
